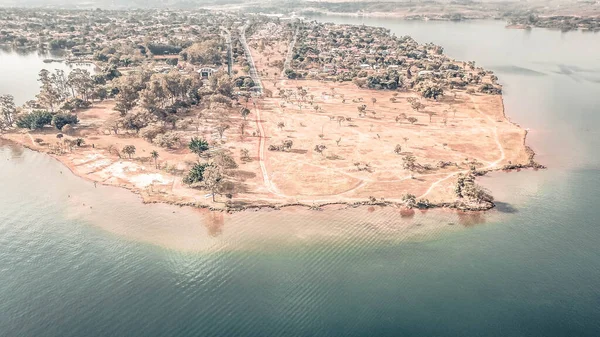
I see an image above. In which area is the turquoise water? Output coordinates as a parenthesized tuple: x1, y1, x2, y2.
(2, 20, 600, 336)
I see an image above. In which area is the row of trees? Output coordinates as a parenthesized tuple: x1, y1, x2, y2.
(14, 110, 78, 131)
(36, 68, 95, 111)
(1, 93, 79, 132)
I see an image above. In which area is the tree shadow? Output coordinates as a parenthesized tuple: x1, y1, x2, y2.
(494, 201, 519, 214)
(203, 212, 224, 237)
(231, 169, 257, 180)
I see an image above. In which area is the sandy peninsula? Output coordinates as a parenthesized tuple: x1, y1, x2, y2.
(0, 11, 542, 213)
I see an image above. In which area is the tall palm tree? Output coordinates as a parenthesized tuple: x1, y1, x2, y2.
(151, 150, 159, 169)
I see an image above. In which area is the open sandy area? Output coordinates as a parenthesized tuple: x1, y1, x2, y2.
(0, 25, 537, 212)
(1, 78, 533, 211)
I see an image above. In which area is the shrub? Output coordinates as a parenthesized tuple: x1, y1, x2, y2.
(140, 125, 166, 142)
(61, 124, 74, 135)
(214, 151, 238, 169)
(402, 194, 417, 207)
(285, 69, 298, 79)
(420, 85, 444, 100)
(52, 113, 79, 130)
(152, 131, 181, 149)
(60, 98, 92, 111)
(478, 83, 502, 95)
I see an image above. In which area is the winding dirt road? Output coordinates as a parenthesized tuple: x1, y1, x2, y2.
(241, 26, 507, 203)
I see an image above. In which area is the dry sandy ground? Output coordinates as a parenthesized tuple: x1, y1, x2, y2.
(253, 79, 530, 204)
(1, 31, 533, 211)
(2, 79, 531, 211)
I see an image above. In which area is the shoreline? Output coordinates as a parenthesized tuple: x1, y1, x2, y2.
(302, 10, 492, 21)
(0, 75, 544, 215)
(0, 131, 543, 214)
(300, 11, 600, 32)
(0, 15, 544, 215)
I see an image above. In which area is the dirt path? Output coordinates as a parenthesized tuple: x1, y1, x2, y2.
(253, 104, 283, 196)
(240, 22, 263, 93)
(281, 26, 299, 79)
(417, 95, 506, 199)
(472, 97, 506, 167)
(243, 28, 285, 197)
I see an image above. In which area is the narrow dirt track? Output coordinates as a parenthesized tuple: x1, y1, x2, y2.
(417, 96, 506, 199)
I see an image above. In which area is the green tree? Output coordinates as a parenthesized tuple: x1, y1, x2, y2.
(52, 113, 79, 130)
(240, 107, 250, 120)
(180, 40, 223, 65)
(122, 145, 136, 159)
(183, 162, 210, 185)
(114, 76, 140, 116)
(424, 111, 437, 123)
(421, 85, 444, 100)
(67, 68, 95, 102)
(189, 137, 209, 158)
(455, 172, 494, 203)
(15, 111, 53, 130)
(202, 164, 224, 202)
(150, 150, 159, 168)
(121, 112, 149, 134)
(402, 154, 417, 171)
(161, 70, 183, 104)
(37, 69, 61, 111)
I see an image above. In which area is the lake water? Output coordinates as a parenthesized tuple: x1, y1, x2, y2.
(1, 20, 600, 336)
(0, 48, 95, 105)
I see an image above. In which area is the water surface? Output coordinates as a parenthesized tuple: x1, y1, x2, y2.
(0, 48, 95, 105)
(1, 19, 600, 336)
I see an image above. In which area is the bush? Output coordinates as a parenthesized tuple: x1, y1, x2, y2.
(140, 125, 166, 142)
(61, 98, 91, 111)
(52, 113, 79, 130)
(61, 124, 74, 135)
(209, 94, 233, 107)
(402, 194, 417, 207)
(16, 111, 53, 130)
(478, 83, 502, 95)
(152, 131, 181, 149)
(284, 69, 298, 79)
(420, 85, 444, 100)
(214, 151, 238, 169)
